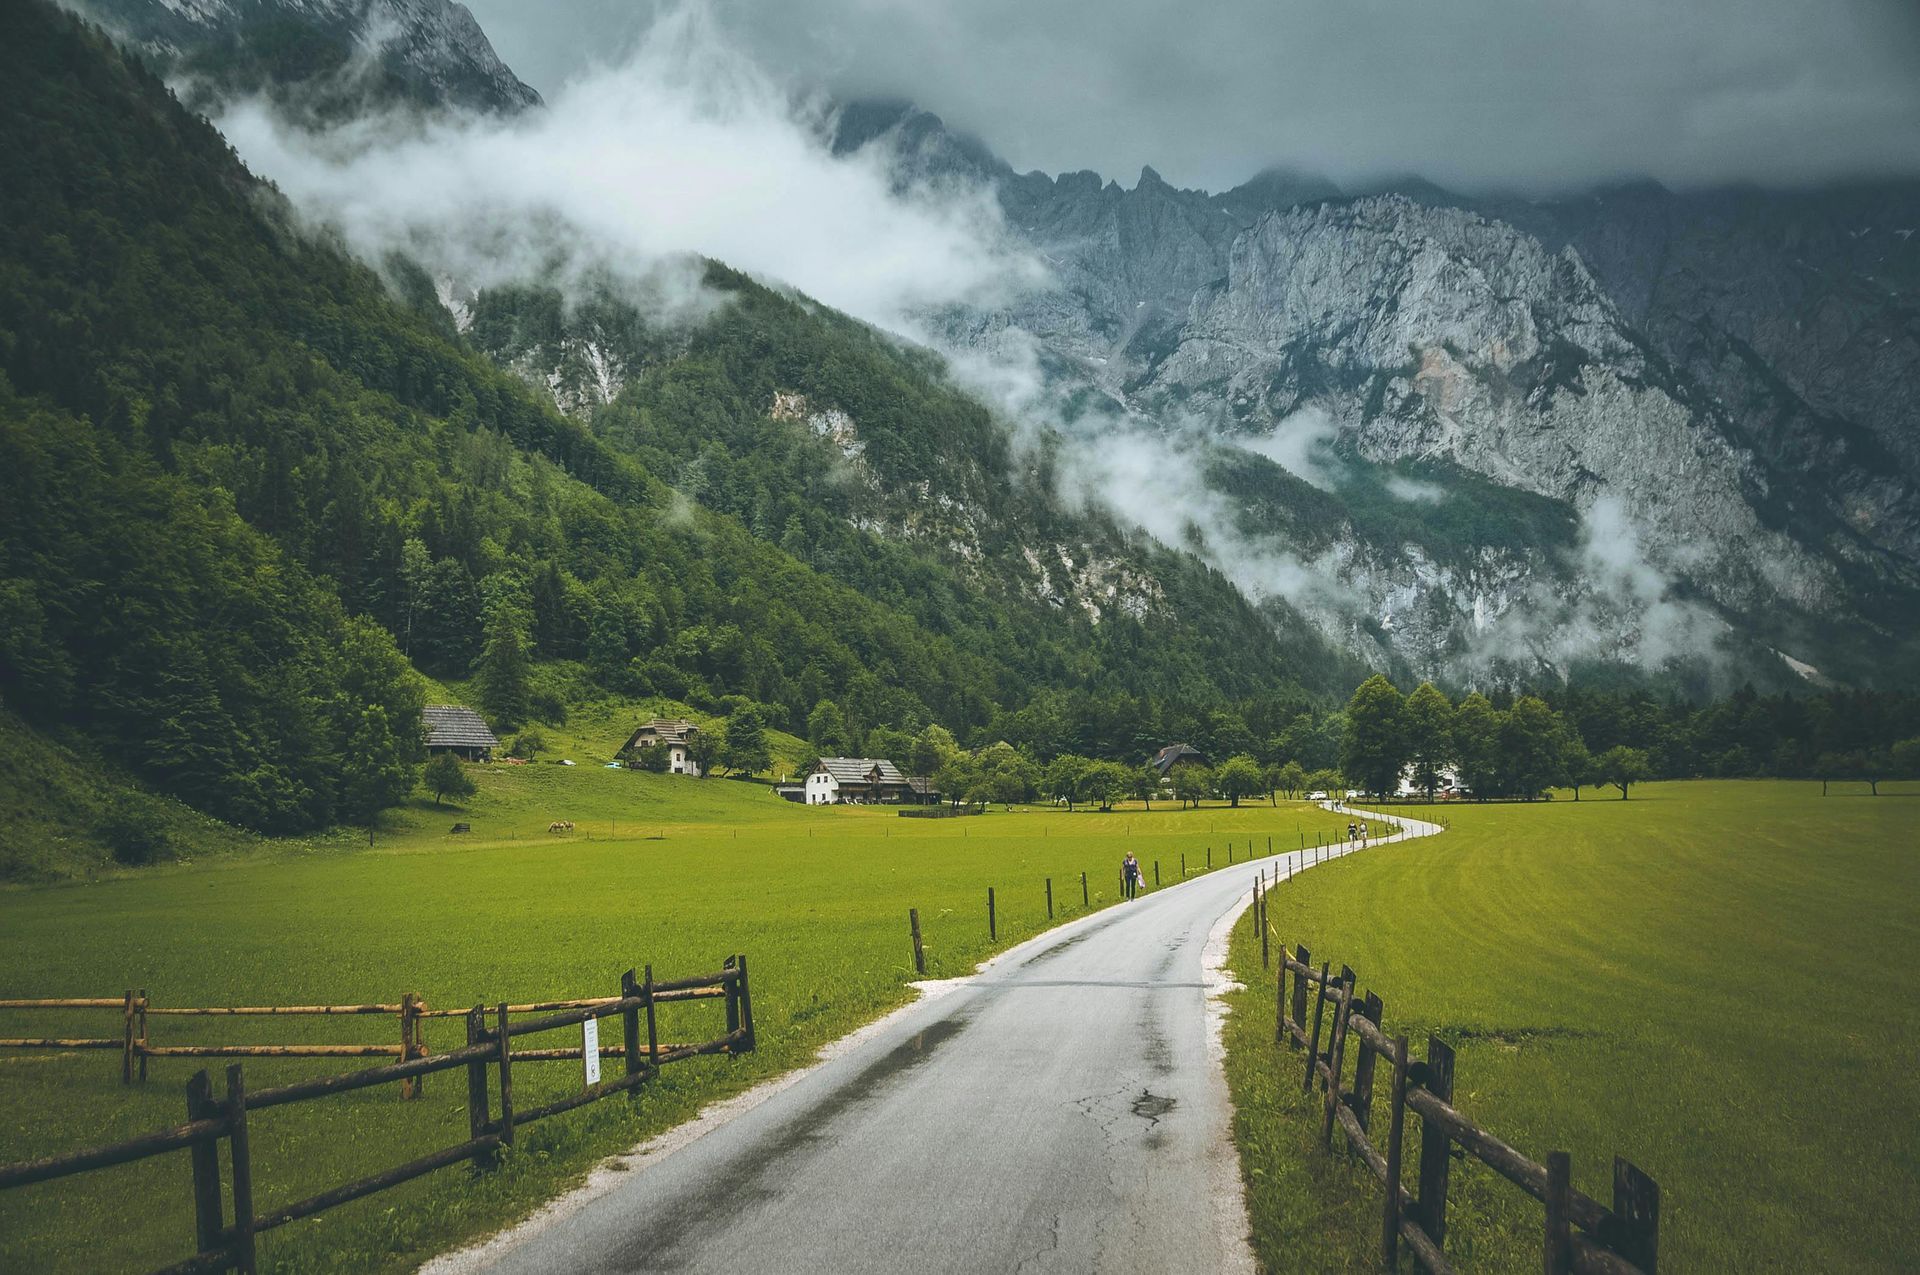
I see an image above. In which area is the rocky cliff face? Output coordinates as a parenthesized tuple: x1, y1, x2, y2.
(836, 102, 1920, 687)
(67, 0, 541, 117)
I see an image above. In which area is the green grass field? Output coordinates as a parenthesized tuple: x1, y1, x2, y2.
(1220, 780, 1920, 1273)
(0, 761, 1346, 1272)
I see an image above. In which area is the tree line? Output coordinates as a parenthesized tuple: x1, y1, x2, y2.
(814, 677, 1920, 807)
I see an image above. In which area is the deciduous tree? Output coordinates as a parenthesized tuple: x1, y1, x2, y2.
(720, 706, 771, 776)
(1402, 682, 1454, 800)
(1216, 754, 1266, 808)
(1172, 763, 1214, 809)
(1341, 675, 1408, 797)
(1597, 746, 1651, 799)
(423, 752, 475, 807)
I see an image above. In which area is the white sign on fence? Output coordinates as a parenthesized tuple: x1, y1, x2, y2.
(582, 1015, 602, 1086)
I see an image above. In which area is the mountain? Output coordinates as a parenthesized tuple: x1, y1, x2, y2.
(830, 101, 1920, 689)
(64, 0, 541, 118)
(0, 0, 1338, 863)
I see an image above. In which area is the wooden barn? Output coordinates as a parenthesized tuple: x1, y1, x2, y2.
(422, 706, 501, 761)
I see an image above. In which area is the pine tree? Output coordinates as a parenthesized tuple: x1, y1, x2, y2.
(476, 611, 531, 729)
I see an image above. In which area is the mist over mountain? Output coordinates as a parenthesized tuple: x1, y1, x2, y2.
(49, 0, 1920, 695)
(69, 0, 541, 119)
(830, 101, 1920, 688)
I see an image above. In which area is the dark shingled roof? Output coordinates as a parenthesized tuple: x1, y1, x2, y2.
(423, 706, 500, 750)
(814, 757, 910, 784)
(1150, 743, 1205, 776)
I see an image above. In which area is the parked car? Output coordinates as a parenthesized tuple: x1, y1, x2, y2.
(1306, 790, 1328, 801)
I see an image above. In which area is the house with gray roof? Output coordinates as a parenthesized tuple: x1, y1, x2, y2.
(618, 718, 703, 776)
(422, 706, 500, 761)
(803, 757, 933, 805)
(1149, 743, 1206, 778)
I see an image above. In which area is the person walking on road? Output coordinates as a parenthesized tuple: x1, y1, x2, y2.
(1122, 852, 1142, 900)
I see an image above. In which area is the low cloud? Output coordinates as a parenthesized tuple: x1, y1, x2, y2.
(218, 3, 1042, 333)
(1385, 475, 1445, 504)
(1234, 408, 1344, 491)
(473, 0, 1920, 195)
(1460, 495, 1727, 676)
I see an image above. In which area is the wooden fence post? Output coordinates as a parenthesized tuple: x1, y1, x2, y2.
(1081, 872, 1089, 907)
(1415, 1034, 1456, 1246)
(1274, 958, 1287, 1044)
(400, 993, 422, 1100)
(1154, 860, 1160, 887)
(1544, 1151, 1572, 1275)
(987, 888, 997, 941)
(122, 989, 136, 1085)
(1350, 991, 1383, 1132)
(909, 910, 926, 976)
(224, 1064, 257, 1274)
(465, 1008, 494, 1167)
(1290, 945, 1310, 1042)
(1381, 1034, 1409, 1268)
(185, 1069, 224, 1255)
(736, 955, 755, 1052)
(1180, 853, 1186, 878)
(725, 957, 741, 1037)
(1303, 962, 1330, 1092)
(1321, 968, 1355, 1147)
(137, 987, 148, 1083)
(1259, 884, 1270, 969)
(621, 969, 642, 1090)
(1046, 878, 1053, 919)
(495, 1004, 514, 1151)
(1612, 1157, 1660, 1273)
(1206, 847, 1212, 869)
(644, 965, 659, 1065)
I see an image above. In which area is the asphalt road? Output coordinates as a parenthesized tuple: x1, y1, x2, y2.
(439, 812, 1436, 1275)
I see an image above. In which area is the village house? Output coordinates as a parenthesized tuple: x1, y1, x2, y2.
(422, 706, 500, 761)
(801, 758, 936, 805)
(1397, 763, 1465, 799)
(618, 718, 703, 777)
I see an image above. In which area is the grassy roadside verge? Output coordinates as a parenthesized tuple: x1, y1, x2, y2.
(1219, 780, 1920, 1273)
(0, 764, 1348, 1272)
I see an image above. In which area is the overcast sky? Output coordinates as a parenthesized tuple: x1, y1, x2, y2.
(462, 0, 1920, 194)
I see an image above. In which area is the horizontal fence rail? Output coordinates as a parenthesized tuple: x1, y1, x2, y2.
(0, 956, 756, 1274)
(1273, 942, 1659, 1274)
(0, 990, 433, 1087)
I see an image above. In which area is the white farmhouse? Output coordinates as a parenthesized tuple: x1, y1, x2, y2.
(1396, 762, 1462, 798)
(618, 718, 703, 776)
(804, 757, 924, 805)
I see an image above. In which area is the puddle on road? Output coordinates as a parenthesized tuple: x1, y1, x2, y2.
(1131, 1090, 1176, 1125)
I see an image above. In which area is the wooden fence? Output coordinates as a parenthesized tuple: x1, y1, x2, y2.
(0, 993, 434, 1089)
(1274, 944, 1658, 1274)
(0, 957, 755, 1274)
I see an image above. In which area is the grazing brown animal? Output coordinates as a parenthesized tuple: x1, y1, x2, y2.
(547, 820, 575, 834)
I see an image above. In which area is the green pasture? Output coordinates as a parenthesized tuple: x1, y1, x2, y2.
(1220, 780, 1920, 1273)
(0, 763, 1346, 1272)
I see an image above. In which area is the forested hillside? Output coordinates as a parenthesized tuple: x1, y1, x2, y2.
(0, 0, 1310, 854)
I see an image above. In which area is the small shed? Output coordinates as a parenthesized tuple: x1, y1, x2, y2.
(422, 706, 501, 761)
